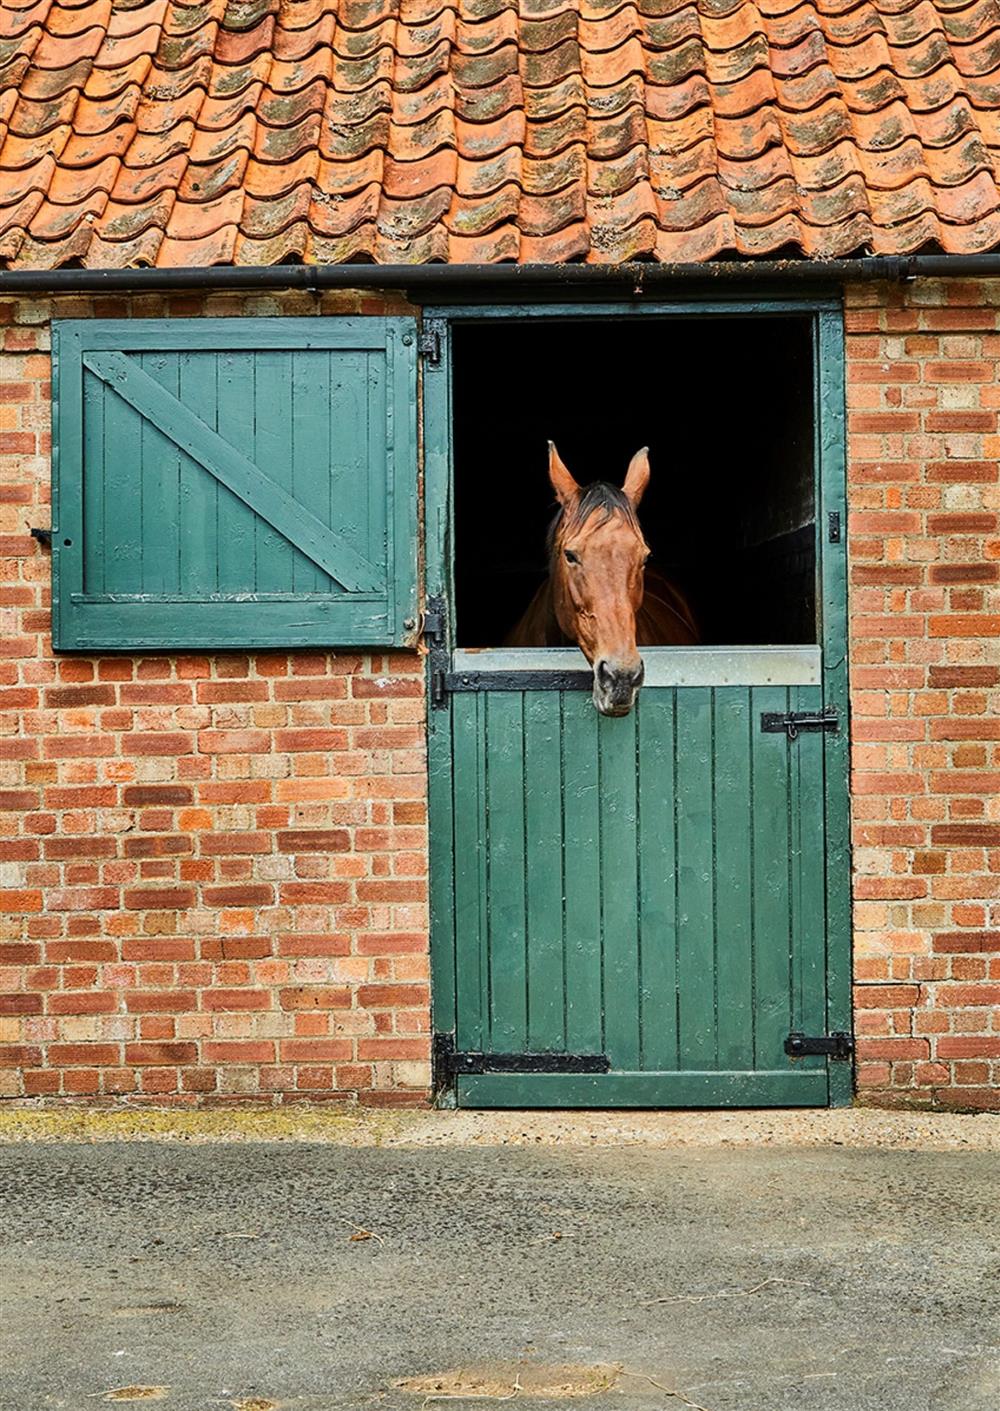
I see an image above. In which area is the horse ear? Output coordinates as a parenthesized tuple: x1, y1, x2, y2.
(623, 446, 650, 507)
(548, 442, 579, 506)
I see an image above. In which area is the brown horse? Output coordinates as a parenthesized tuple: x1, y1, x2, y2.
(507, 444, 698, 716)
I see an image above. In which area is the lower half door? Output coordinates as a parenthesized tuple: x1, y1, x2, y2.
(448, 656, 832, 1107)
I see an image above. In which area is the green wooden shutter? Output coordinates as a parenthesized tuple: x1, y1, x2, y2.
(51, 318, 418, 650)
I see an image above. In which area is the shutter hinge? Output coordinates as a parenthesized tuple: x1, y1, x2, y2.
(418, 320, 444, 367)
(784, 1031, 854, 1061)
(30, 527, 52, 548)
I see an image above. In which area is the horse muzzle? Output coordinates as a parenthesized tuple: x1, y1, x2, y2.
(593, 657, 645, 717)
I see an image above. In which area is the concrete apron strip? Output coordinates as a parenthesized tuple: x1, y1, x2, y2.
(0, 1107, 997, 1149)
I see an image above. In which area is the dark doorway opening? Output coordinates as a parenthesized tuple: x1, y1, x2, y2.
(452, 316, 816, 648)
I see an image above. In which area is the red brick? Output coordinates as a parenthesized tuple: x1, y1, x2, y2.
(123, 887, 196, 910)
(122, 785, 194, 806)
(0, 993, 42, 1015)
(932, 931, 1000, 953)
(48, 1044, 120, 1066)
(937, 1038, 1000, 1059)
(854, 985, 921, 1008)
(203, 885, 274, 907)
(931, 825, 1000, 846)
(125, 1043, 198, 1065)
(44, 685, 117, 708)
(278, 1039, 352, 1062)
(277, 830, 351, 853)
(202, 1041, 276, 1063)
(279, 986, 352, 1009)
(201, 989, 272, 1011)
(1, 890, 43, 913)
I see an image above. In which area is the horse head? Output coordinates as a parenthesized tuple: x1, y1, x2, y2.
(548, 443, 651, 717)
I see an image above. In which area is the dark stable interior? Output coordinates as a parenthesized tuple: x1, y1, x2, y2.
(452, 315, 816, 648)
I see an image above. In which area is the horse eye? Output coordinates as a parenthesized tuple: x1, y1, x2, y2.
(564, 549, 579, 565)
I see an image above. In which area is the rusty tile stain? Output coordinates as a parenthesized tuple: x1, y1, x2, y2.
(1, 0, 1000, 268)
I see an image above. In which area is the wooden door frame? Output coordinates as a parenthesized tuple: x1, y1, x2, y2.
(423, 297, 852, 1108)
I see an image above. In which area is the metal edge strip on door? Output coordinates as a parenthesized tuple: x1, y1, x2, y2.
(450, 646, 821, 689)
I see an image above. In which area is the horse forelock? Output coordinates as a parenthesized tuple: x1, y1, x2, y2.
(546, 482, 641, 559)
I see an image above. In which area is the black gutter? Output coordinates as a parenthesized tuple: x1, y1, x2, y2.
(1, 254, 1000, 296)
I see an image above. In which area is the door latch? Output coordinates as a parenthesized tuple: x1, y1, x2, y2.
(760, 708, 839, 740)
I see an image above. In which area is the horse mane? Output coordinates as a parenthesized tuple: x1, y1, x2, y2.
(546, 481, 641, 559)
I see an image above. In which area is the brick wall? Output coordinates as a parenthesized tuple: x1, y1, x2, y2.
(2, 282, 998, 1111)
(846, 279, 999, 1111)
(1, 290, 431, 1106)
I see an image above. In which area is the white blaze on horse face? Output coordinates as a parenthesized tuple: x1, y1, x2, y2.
(559, 519, 648, 716)
(546, 446, 654, 717)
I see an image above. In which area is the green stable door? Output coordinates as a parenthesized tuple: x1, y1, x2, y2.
(426, 305, 852, 1108)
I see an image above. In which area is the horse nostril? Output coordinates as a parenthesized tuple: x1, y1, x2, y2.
(596, 659, 614, 689)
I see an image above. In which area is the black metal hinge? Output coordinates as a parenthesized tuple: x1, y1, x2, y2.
(423, 594, 449, 709)
(784, 1031, 854, 1061)
(30, 527, 52, 548)
(418, 319, 445, 367)
(761, 708, 839, 740)
(433, 1033, 609, 1090)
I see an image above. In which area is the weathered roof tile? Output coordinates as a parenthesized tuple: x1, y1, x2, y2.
(1, 0, 999, 267)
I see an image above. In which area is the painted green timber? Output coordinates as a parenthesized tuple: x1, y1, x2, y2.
(449, 684, 833, 1101)
(83, 352, 380, 591)
(457, 1069, 830, 1107)
(422, 300, 851, 1109)
(52, 319, 418, 650)
(817, 309, 854, 1108)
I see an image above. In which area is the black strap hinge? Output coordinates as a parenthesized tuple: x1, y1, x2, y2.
(433, 1033, 609, 1089)
(784, 1031, 853, 1060)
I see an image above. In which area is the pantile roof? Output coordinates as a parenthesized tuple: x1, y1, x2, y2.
(2, 0, 1000, 268)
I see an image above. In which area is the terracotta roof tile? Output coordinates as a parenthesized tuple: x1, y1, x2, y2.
(2, 0, 1000, 267)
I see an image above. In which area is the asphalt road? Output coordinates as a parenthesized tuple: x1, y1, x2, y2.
(1, 1141, 997, 1410)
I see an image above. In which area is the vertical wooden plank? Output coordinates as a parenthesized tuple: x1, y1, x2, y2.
(562, 692, 604, 1056)
(385, 320, 420, 640)
(600, 709, 641, 1070)
(484, 692, 528, 1053)
(52, 322, 84, 649)
(674, 688, 717, 1069)
(817, 308, 852, 1107)
(177, 352, 219, 595)
(713, 688, 755, 1071)
(215, 350, 258, 593)
(452, 695, 488, 1056)
(790, 685, 829, 1056)
(524, 692, 566, 1051)
(422, 315, 456, 1099)
(252, 349, 295, 593)
(326, 349, 369, 581)
(288, 348, 330, 594)
(100, 363, 144, 595)
(136, 353, 180, 595)
(637, 688, 679, 1071)
(81, 366, 105, 597)
(366, 346, 389, 581)
(751, 686, 793, 1070)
